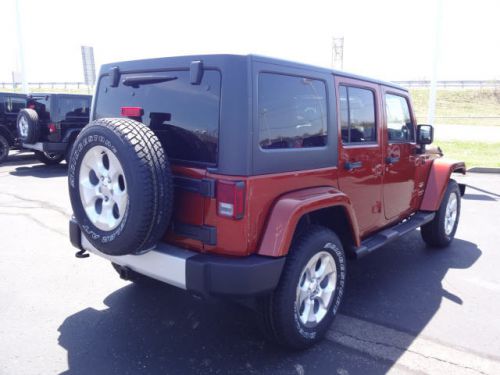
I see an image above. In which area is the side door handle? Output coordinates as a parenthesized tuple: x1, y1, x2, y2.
(344, 161, 363, 170)
(385, 156, 400, 164)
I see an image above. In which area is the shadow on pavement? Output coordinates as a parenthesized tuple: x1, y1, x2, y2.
(9, 164, 67, 178)
(1, 152, 37, 167)
(342, 233, 481, 335)
(465, 184, 500, 199)
(57, 233, 481, 374)
(463, 193, 497, 202)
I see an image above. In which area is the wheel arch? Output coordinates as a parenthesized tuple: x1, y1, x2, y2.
(63, 128, 81, 144)
(257, 187, 360, 257)
(420, 158, 466, 211)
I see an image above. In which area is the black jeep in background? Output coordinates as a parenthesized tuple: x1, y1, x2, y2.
(17, 93, 92, 165)
(0, 92, 27, 164)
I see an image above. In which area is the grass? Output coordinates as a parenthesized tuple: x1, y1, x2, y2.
(410, 88, 500, 126)
(434, 140, 500, 168)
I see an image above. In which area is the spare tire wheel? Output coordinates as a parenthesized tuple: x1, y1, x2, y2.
(17, 108, 40, 144)
(68, 118, 173, 255)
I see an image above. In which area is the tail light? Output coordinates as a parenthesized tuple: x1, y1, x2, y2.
(216, 180, 245, 219)
(48, 123, 57, 133)
(121, 106, 143, 118)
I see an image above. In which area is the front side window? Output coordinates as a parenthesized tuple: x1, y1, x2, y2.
(339, 86, 376, 143)
(5, 96, 25, 113)
(258, 73, 327, 149)
(385, 94, 414, 142)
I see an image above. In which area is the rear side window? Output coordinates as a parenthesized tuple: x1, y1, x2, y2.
(4, 96, 25, 113)
(59, 97, 90, 118)
(385, 94, 414, 142)
(258, 73, 327, 149)
(95, 70, 221, 165)
(339, 86, 376, 144)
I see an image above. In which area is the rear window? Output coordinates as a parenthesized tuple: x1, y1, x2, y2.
(59, 97, 90, 118)
(94, 70, 221, 165)
(28, 96, 51, 121)
(4, 96, 26, 113)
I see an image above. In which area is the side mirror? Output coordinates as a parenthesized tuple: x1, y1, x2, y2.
(417, 124, 434, 145)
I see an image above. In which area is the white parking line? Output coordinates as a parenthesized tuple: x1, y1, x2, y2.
(327, 315, 500, 375)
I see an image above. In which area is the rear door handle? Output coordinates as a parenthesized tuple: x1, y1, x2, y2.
(386, 156, 400, 164)
(344, 161, 363, 170)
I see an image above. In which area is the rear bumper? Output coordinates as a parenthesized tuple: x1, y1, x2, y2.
(69, 218, 285, 297)
(22, 141, 67, 153)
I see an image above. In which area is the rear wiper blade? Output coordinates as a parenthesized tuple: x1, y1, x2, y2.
(122, 75, 178, 88)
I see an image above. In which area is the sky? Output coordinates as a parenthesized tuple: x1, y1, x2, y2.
(1, 0, 499, 83)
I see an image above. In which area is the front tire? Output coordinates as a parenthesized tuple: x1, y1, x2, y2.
(260, 226, 346, 349)
(35, 151, 64, 165)
(421, 179, 461, 248)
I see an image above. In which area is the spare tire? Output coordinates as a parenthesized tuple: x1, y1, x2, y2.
(17, 108, 40, 144)
(68, 118, 173, 255)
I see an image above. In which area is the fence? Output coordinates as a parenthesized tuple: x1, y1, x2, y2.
(2, 80, 499, 90)
(0, 82, 92, 92)
(393, 80, 500, 88)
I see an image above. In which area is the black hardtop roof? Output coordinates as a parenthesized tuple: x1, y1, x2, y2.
(99, 54, 406, 92)
(30, 93, 92, 99)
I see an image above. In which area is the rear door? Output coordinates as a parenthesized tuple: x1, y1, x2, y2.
(382, 88, 418, 220)
(93, 69, 222, 250)
(336, 77, 384, 236)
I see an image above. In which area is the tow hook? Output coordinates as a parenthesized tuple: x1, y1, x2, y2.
(75, 249, 90, 258)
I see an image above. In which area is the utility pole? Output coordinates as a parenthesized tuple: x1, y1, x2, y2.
(427, 0, 443, 124)
(15, 0, 28, 94)
(332, 37, 344, 70)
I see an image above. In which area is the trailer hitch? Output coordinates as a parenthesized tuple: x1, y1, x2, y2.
(75, 249, 89, 258)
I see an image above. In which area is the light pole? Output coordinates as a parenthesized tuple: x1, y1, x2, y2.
(15, 0, 28, 94)
(427, 0, 443, 125)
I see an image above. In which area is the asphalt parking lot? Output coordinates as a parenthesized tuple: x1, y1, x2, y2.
(1, 151, 500, 375)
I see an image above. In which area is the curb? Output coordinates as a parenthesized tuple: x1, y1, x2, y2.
(467, 167, 500, 174)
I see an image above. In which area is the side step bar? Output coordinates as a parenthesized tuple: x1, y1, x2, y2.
(354, 211, 435, 258)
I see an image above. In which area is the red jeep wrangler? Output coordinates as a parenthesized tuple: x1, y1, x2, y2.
(68, 55, 465, 348)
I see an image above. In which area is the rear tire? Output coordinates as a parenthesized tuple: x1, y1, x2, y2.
(421, 179, 461, 248)
(68, 118, 173, 256)
(17, 109, 40, 144)
(0, 134, 9, 164)
(35, 151, 64, 165)
(260, 226, 346, 349)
